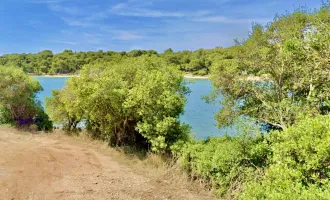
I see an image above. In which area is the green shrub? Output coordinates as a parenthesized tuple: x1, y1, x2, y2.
(192, 69, 208, 76)
(179, 132, 269, 198)
(240, 115, 330, 200)
(0, 66, 53, 131)
(46, 56, 189, 152)
(34, 105, 53, 132)
(0, 104, 11, 124)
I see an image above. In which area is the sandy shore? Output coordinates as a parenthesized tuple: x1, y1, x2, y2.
(31, 74, 210, 79)
(30, 74, 77, 78)
(184, 74, 209, 79)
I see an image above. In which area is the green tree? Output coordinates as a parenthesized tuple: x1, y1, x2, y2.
(0, 66, 52, 131)
(46, 56, 190, 152)
(210, 6, 330, 130)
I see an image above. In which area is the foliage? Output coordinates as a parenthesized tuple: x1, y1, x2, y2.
(0, 46, 240, 76)
(210, 6, 330, 130)
(0, 66, 52, 131)
(45, 84, 83, 132)
(34, 105, 53, 132)
(179, 124, 269, 198)
(0, 66, 41, 124)
(241, 115, 330, 200)
(0, 104, 11, 124)
(46, 56, 190, 152)
(192, 69, 208, 76)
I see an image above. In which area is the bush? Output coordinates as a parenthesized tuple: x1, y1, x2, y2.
(241, 115, 330, 199)
(0, 104, 11, 124)
(34, 105, 53, 132)
(0, 66, 53, 131)
(192, 69, 208, 76)
(46, 56, 189, 152)
(179, 132, 269, 198)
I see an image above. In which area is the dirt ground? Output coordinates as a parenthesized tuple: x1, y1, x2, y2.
(0, 127, 213, 200)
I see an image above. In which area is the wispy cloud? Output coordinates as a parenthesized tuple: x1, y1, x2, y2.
(48, 4, 107, 27)
(52, 40, 77, 45)
(26, 0, 65, 3)
(113, 31, 144, 41)
(110, 3, 211, 18)
(48, 4, 82, 15)
(194, 16, 271, 24)
(60, 18, 94, 27)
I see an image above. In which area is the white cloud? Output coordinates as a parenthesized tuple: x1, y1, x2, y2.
(112, 3, 127, 10)
(61, 18, 94, 27)
(113, 31, 144, 41)
(48, 4, 82, 15)
(83, 33, 105, 37)
(110, 3, 211, 18)
(194, 16, 271, 24)
(85, 12, 108, 21)
(52, 40, 77, 45)
(26, 0, 65, 3)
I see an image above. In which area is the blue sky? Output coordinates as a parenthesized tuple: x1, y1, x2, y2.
(0, 0, 322, 54)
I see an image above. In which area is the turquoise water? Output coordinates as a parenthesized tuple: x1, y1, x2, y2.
(35, 77, 69, 103)
(34, 77, 236, 139)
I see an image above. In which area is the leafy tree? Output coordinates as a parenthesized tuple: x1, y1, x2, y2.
(0, 66, 42, 122)
(45, 85, 83, 132)
(0, 66, 52, 131)
(210, 6, 330, 130)
(46, 56, 190, 152)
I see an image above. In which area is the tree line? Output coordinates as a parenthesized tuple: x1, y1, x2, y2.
(0, 47, 237, 76)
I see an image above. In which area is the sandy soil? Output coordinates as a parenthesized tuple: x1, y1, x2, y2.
(0, 127, 213, 200)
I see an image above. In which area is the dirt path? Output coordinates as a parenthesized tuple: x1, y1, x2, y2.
(0, 127, 212, 200)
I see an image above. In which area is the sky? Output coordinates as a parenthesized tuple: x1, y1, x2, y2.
(0, 0, 322, 54)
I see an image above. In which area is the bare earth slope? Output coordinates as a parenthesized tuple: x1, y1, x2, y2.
(0, 127, 212, 200)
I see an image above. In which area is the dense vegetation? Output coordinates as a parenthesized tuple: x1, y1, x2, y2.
(211, 6, 330, 130)
(46, 56, 190, 152)
(1, 2, 330, 200)
(178, 3, 330, 199)
(0, 47, 237, 76)
(0, 66, 52, 131)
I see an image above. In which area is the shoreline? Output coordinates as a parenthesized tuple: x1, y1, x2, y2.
(183, 74, 209, 79)
(30, 74, 77, 78)
(31, 74, 210, 80)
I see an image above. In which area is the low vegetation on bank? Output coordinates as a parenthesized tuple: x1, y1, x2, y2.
(1, 3, 330, 200)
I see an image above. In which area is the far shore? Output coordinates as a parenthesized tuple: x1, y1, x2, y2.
(30, 74, 77, 78)
(30, 74, 210, 80)
(184, 74, 209, 79)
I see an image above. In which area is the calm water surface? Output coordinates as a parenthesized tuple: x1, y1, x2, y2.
(34, 77, 236, 139)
